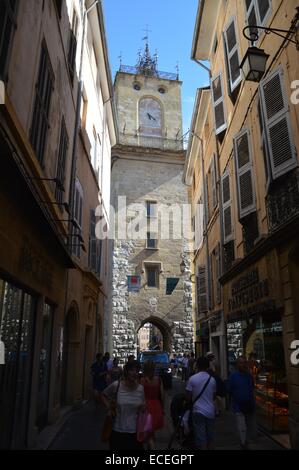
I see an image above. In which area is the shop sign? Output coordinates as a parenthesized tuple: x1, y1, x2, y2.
(127, 275, 141, 292)
(19, 236, 53, 289)
(226, 266, 276, 318)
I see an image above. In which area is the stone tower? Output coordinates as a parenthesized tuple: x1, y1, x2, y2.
(108, 42, 193, 360)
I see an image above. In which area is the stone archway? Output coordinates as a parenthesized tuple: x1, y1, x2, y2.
(61, 302, 80, 405)
(137, 316, 173, 354)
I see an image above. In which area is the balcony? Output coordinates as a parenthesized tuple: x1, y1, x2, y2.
(118, 132, 184, 152)
(266, 169, 299, 233)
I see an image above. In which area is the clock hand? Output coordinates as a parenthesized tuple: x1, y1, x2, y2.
(147, 112, 156, 121)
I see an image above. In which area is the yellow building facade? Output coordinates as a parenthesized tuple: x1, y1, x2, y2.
(184, 0, 299, 449)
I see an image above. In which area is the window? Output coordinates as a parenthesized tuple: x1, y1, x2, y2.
(146, 201, 157, 218)
(233, 129, 256, 219)
(215, 243, 221, 304)
(242, 212, 259, 255)
(196, 266, 208, 314)
(207, 155, 218, 220)
(224, 19, 242, 93)
(257, 99, 270, 184)
(145, 265, 160, 288)
(211, 73, 227, 135)
(223, 240, 235, 272)
(89, 209, 102, 275)
(146, 232, 157, 249)
(139, 98, 162, 137)
(72, 179, 83, 258)
(91, 127, 100, 172)
(55, 118, 68, 205)
(194, 197, 204, 251)
(0, 0, 18, 81)
(68, 10, 79, 84)
(259, 68, 297, 180)
(53, 0, 62, 17)
(221, 172, 233, 243)
(30, 41, 54, 165)
(245, 0, 271, 40)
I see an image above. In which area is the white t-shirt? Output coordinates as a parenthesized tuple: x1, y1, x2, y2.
(103, 381, 145, 433)
(186, 371, 216, 419)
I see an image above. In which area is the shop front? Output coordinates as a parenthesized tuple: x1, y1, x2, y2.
(223, 253, 289, 437)
(0, 126, 73, 448)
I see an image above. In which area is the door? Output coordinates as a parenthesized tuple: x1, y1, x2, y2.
(0, 280, 36, 449)
(36, 303, 54, 431)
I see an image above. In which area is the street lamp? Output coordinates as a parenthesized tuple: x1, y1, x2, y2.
(240, 7, 299, 83)
(239, 46, 269, 83)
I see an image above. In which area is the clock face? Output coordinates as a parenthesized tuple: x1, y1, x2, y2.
(139, 98, 162, 136)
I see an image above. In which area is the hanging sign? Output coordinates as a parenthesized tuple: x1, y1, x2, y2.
(127, 275, 141, 292)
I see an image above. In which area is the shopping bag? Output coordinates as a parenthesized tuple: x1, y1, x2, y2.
(136, 410, 153, 442)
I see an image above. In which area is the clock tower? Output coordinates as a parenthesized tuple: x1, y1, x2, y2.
(108, 41, 193, 360)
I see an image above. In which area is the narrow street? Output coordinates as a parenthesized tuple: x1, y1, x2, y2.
(47, 378, 282, 451)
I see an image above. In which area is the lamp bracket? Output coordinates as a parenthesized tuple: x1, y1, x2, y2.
(243, 25, 298, 47)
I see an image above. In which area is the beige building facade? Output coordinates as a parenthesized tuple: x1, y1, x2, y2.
(0, 0, 116, 449)
(184, 0, 299, 448)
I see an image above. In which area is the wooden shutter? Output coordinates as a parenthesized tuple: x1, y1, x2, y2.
(211, 154, 218, 209)
(96, 239, 102, 275)
(234, 129, 256, 219)
(211, 73, 227, 135)
(260, 69, 297, 180)
(55, 119, 68, 204)
(89, 209, 97, 271)
(222, 172, 233, 243)
(224, 19, 242, 92)
(197, 266, 208, 314)
(216, 243, 221, 304)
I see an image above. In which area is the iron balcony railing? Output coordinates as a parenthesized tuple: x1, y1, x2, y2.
(119, 65, 179, 81)
(266, 169, 299, 232)
(118, 132, 184, 151)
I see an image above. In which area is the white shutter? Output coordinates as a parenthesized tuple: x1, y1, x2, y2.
(224, 19, 242, 92)
(197, 266, 208, 314)
(211, 73, 227, 135)
(222, 172, 233, 243)
(194, 198, 204, 251)
(260, 69, 297, 179)
(234, 129, 256, 219)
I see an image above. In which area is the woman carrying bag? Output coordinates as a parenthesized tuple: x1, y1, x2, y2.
(101, 360, 145, 450)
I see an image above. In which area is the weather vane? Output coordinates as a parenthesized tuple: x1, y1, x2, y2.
(118, 51, 122, 70)
(142, 24, 152, 42)
(175, 62, 180, 79)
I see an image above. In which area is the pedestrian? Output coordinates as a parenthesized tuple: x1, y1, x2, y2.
(101, 360, 145, 450)
(206, 351, 226, 416)
(171, 354, 178, 377)
(110, 357, 122, 382)
(185, 357, 217, 450)
(182, 354, 189, 382)
(91, 353, 108, 405)
(188, 352, 196, 377)
(228, 357, 257, 450)
(140, 360, 164, 450)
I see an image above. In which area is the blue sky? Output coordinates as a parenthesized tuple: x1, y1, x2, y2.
(102, 0, 209, 135)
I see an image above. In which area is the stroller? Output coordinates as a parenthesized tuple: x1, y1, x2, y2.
(167, 393, 195, 450)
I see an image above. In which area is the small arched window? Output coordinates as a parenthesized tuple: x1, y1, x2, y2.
(139, 98, 162, 137)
